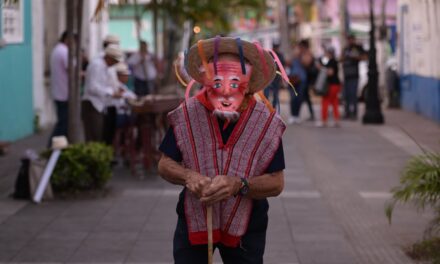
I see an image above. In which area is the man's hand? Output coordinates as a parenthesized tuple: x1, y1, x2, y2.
(200, 175, 242, 205)
(185, 170, 211, 199)
(112, 89, 124, 98)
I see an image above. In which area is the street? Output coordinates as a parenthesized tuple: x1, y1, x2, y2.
(0, 104, 438, 264)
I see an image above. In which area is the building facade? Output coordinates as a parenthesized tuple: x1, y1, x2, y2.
(398, 0, 440, 122)
(0, 0, 109, 142)
(0, 0, 34, 141)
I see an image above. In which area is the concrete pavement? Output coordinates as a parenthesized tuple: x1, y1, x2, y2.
(0, 104, 439, 263)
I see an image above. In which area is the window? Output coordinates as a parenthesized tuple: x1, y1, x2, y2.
(2, 0, 23, 44)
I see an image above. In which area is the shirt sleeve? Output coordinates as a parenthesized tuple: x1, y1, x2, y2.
(127, 53, 140, 66)
(264, 139, 285, 173)
(62, 47, 69, 70)
(159, 127, 183, 162)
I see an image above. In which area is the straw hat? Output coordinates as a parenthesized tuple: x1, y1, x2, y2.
(115, 63, 130, 75)
(104, 34, 120, 45)
(104, 45, 124, 62)
(51, 136, 68, 150)
(186, 37, 276, 94)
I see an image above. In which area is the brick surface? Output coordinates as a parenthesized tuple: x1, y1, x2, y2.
(0, 104, 439, 263)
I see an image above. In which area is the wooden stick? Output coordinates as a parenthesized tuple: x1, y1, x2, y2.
(207, 205, 213, 264)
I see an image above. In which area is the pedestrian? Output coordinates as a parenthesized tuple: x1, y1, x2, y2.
(317, 46, 341, 127)
(101, 34, 121, 92)
(81, 45, 124, 142)
(287, 42, 307, 124)
(299, 39, 317, 121)
(158, 37, 285, 264)
(127, 40, 158, 96)
(102, 34, 120, 50)
(48, 31, 73, 146)
(263, 42, 285, 111)
(113, 63, 136, 129)
(341, 34, 366, 120)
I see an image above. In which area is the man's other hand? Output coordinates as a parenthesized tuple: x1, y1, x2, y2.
(185, 171, 211, 199)
(200, 175, 241, 205)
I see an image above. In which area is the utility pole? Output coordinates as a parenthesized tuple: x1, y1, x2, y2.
(362, 0, 384, 124)
(340, 0, 348, 48)
(278, 0, 289, 56)
(67, 0, 84, 143)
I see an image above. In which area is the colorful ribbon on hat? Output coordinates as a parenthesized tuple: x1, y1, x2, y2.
(253, 42, 269, 79)
(268, 49, 298, 96)
(174, 62, 188, 87)
(213, 35, 221, 75)
(235, 38, 247, 75)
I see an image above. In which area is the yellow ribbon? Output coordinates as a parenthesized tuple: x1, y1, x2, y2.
(197, 40, 212, 79)
(174, 63, 188, 87)
(277, 71, 298, 96)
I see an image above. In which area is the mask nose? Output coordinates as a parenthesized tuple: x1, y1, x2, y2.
(223, 83, 232, 96)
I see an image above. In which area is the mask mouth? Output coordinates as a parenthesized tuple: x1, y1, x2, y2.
(221, 101, 232, 107)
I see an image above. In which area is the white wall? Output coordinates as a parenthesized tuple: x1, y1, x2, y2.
(32, 0, 55, 129)
(83, 0, 108, 60)
(398, 0, 440, 78)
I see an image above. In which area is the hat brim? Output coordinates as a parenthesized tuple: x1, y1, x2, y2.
(186, 37, 276, 94)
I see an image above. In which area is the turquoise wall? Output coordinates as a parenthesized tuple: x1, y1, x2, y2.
(0, 0, 34, 141)
(108, 5, 157, 52)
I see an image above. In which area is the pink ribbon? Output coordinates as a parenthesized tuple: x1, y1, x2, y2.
(185, 79, 196, 100)
(268, 49, 289, 83)
(253, 42, 269, 79)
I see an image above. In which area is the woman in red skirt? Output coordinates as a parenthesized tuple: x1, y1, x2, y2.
(318, 47, 341, 127)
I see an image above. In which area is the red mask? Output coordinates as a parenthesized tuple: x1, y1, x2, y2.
(202, 61, 252, 121)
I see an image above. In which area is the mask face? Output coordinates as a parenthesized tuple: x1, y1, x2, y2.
(203, 61, 252, 115)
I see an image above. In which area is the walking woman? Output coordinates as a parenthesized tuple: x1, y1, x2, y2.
(318, 46, 341, 127)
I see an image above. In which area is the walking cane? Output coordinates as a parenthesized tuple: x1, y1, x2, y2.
(207, 205, 213, 264)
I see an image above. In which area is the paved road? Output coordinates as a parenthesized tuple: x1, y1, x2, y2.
(0, 105, 438, 263)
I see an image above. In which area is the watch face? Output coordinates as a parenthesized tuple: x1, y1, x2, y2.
(240, 185, 249, 196)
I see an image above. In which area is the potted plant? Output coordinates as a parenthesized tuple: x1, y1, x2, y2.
(386, 151, 440, 263)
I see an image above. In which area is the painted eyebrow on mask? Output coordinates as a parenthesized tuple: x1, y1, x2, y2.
(228, 76, 240, 81)
(213, 76, 224, 81)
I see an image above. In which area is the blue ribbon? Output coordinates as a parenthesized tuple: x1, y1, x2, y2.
(235, 38, 246, 75)
(184, 49, 189, 70)
(214, 35, 221, 75)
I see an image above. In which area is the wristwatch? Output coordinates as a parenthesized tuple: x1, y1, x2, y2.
(238, 178, 249, 196)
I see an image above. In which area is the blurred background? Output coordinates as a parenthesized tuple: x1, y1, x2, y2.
(0, 0, 439, 263)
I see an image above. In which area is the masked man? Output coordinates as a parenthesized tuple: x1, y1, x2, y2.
(158, 37, 286, 264)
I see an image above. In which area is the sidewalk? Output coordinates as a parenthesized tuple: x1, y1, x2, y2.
(0, 104, 439, 263)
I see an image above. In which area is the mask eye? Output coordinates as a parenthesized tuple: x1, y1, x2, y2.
(230, 83, 239, 89)
(213, 83, 222, 89)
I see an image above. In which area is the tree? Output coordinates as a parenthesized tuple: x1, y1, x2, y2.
(96, 0, 267, 84)
(66, 0, 84, 143)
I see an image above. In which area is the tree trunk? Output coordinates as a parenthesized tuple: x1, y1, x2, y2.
(70, 0, 83, 143)
(153, 0, 159, 59)
(278, 0, 289, 56)
(66, 0, 75, 143)
(66, 0, 84, 144)
(133, 0, 150, 94)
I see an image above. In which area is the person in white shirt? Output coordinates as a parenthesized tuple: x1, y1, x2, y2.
(127, 40, 157, 96)
(82, 45, 124, 142)
(101, 35, 121, 94)
(103, 34, 120, 50)
(49, 31, 73, 146)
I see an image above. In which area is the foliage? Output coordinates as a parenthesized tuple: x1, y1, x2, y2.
(385, 152, 440, 236)
(100, 0, 266, 34)
(43, 143, 113, 193)
(406, 237, 440, 264)
(145, 0, 266, 35)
